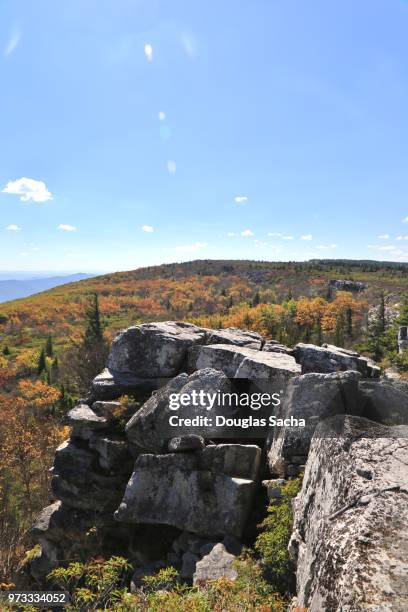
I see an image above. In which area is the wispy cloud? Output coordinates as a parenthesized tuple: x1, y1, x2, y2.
(316, 244, 337, 250)
(158, 111, 166, 121)
(174, 241, 207, 253)
(180, 32, 197, 59)
(167, 160, 177, 175)
(142, 225, 154, 233)
(5, 224, 20, 231)
(227, 232, 236, 237)
(144, 43, 153, 62)
(4, 28, 21, 57)
(58, 224, 77, 232)
(300, 234, 312, 241)
(403, 216, 408, 223)
(378, 234, 389, 239)
(396, 235, 408, 241)
(282, 235, 294, 240)
(267, 232, 282, 237)
(241, 229, 254, 237)
(2, 177, 52, 202)
(234, 196, 248, 205)
(367, 244, 396, 251)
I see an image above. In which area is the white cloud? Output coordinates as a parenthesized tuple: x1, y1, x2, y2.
(234, 196, 248, 204)
(20, 252, 28, 257)
(174, 241, 208, 253)
(167, 160, 177, 175)
(282, 235, 294, 240)
(267, 232, 282, 237)
(403, 216, 408, 223)
(241, 229, 254, 237)
(58, 224, 77, 232)
(4, 28, 21, 57)
(6, 224, 20, 231)
(158, 111, 166, 121)
(142, 225, 154, 233)
(144, 43, 153, 62)
(378, 234, 389, 239)
(227, 232, 236, 237)
(2, 177, 52, 202)
(396, 235, 408, 241)
(379, 245, 396, 251)
(300, 234, 312, 241)
(316, 244, 337, 250)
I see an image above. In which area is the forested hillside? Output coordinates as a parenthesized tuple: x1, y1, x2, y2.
(1, 258, 408, 583)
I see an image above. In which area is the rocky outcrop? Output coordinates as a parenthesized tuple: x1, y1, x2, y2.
(290, 415, 408, 611)
(360, 379, 408, 426)
(398, 325, 408, 354)
(268, 371, 361, 476)
(293, 343, 380, 378)
(193, 543, 237, 585)
(329, 279, 366, 292)
(115, 444, 261, 538)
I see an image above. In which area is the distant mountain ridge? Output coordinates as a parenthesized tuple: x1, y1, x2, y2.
(0, 273, 95, 303)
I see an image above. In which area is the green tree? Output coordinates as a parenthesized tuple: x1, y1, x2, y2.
(37, 348, 46, 375)
(84, 294, 104, 346)
(252, 290, 261, 307)
(45, 334, 54, 357)
(2, 345, 10, 356)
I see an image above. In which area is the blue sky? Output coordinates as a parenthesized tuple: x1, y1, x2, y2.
(1, 0, 408, 272)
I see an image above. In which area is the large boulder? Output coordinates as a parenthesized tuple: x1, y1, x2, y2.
(193, 543, 237, 585)
(125, 368, 236, 455)
(268, 371, 361, 476)
(189, 344, 300, 389)
(107, 321, 207, 380)
(360, 380, 408, 425)
(115, 444, 261, 538)
(293, 343, 380, 378)
(290, 415, 408, 611)
(205, 327, 262, 349)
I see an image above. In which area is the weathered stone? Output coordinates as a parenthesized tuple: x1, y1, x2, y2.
(91, 368, 157, 401)
(168, 435, 205, 452)
(263, 342, 294, 356)
(115, 445, 261, 538)
(190, 344, 300, 390)
(293, 342, 379, 378)
(206, 327, 263, 349)
(193, 543, 237, 585)
(126, 369, 235, 455)
(268, 371, 361, 476)
(290, 415, 408, 611)
(329, 279, 366, 292)
(54, 439, 96, 476)
(107, 321, 207, 380)
(67, 403, 109, 437)
(89, 433, 133, 472)
(360, 380, 408, 426)
(262, 479, 285, 500)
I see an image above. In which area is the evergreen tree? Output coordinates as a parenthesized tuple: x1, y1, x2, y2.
(346, 307, 353, 337)
(2, 345, 10, 356)
(45, 334, 54, 357)
(227, 295, 233, 309)
(396, 294, 408, 326)
(37, 348, 46, 375)
(84, 294, 104, 346)
(252, 290, 261, 307)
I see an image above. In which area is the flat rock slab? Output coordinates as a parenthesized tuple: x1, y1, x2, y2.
(293, 343, 380, 378)
(115, 444, 261, 538)
(290, 415, 408, 611)
(205, 327, 263, 349)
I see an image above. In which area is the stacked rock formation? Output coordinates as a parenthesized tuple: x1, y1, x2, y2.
(30, 322, 408, 609)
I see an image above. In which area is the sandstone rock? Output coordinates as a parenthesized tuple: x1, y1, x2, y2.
(360, 380, 408, 426)
(190, 344, 300, 389)
(89, 433, 133, 472)
(115, 445, 261, 538)
(107, 321, 207, 380)
(290, 415, 408, 611)
(193, 543, 237, 585)
(168, 435, 205, 452)
(126, 369, 235, 455)
(293, 343, 379, 378)
(206, 327, 262, 349)
(67, 404, 109, 438)
(268, 371, 361, 476)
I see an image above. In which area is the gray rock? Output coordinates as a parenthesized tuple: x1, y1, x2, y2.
(268, 371, 361, 476)
(193, 543, 237, 585)
(107, 321, 207, 380)
(115, 445, 261, 538)
(206, 327, 263, 349)
(67, 404, 109, 437)
(89, 433, 133, 472)
(360, 380, 408, 426)
(126, 369, 235, 455)
(290, 415, 408, 611)
(262, 479, 285, 500)
(168, 435, 205, 452)
(54, 439, 96, 476)
(398, 326, 408, 354)
(190, 344, 300, 389)
(329, 279, 366, 292)
(263, 342, 294, 356)
(293, 343, 379, 378)
(91, 368, 158, 401)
